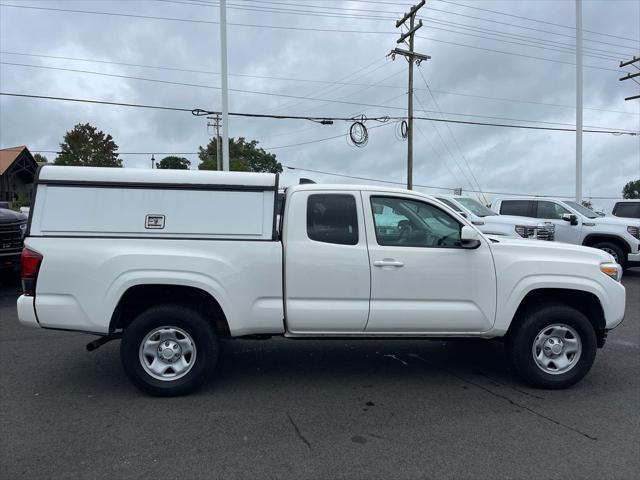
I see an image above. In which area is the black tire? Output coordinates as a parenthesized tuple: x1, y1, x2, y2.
(506, 303, 597, 389)
(592, 241, 627, 270)
(121, 304, 218, 396)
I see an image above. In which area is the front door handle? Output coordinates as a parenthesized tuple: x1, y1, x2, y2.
(373, 259, 405, 268)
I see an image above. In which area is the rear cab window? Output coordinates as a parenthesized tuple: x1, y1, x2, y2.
(613, 202, 640, 219)
(307, 194, 359, 245)
(499, 200, 533, 217)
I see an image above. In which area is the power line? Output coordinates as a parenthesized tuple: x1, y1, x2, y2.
(0, 50, 396, 88)
(6, 144, 626, 199)
(158, 0, 629, 60)
(0, 3, 624, 72)
(2, 50, 636, 116)
(414, 90, 477, 192)
(282, 165, 624, 199)
(418, 69, 486, 202)
(285, 0, 638, 48)
(434, 0, 640, 43)
(2, 92, 638, 135)
(205, 0, 637, 58)
(266, 122, 393, 149)
(271, 59, 392, 114)
(339, 0, 639, 49)
(4, 62, 636, 132)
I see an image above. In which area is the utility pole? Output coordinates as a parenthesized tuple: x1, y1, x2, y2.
(619, 56, 640, 101)
(207, 114, 222, 170)
(575, 0, 583, 203)
(390, 0, 430, 190)
(151, 154, 156, 170)
(220, 0, 230, 171)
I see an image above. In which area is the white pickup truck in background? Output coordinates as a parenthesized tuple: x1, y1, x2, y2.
(492, 197, 640, 270)
(609, 200, 640, 220)
(434, 195, 554, 240)
(18, 166, 626, 396)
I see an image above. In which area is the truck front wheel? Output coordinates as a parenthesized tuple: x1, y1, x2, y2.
(592, 241, 627, 270)
(506, 304, 597, 389)
(121, 304, 219, 396)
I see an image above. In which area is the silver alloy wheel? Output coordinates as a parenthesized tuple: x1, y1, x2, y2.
(599, 246, 619, 263)
(532, 324, 582, 375)
(139, 326, 197, 381)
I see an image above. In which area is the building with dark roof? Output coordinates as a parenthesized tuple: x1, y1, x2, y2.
(0, 146, 39, 203)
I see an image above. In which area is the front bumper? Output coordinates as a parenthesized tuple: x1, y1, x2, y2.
(17, 295, 40, 328)
(603, 279, 626, 330)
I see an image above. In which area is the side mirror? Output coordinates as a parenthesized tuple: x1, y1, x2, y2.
(562, 213, 578, 225)
(460, 225, 481, 249)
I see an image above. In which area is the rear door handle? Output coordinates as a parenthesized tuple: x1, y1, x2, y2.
(373, 259, 405, 267)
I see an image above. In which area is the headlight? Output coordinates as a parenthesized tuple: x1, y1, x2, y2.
(627, 226, 639, 239)
(600, 262, 622, 282)
(515, 225, 528, 238)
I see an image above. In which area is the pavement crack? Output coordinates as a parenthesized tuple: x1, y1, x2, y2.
(381, 353, 408, 366)
(473, 370, 545, 400)
(286, 413, 312, 450)
(407, 354, 597, 441)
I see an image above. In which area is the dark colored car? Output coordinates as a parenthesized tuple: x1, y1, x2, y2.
(0, 208, 28, 272)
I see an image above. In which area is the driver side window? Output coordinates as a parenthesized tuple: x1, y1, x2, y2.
(536, 201, 570, 220)
(370, 196, 462, 247)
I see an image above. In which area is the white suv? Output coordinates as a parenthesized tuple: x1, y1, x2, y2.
(492, 197, 640, 270)
(435, 195, 554, 241)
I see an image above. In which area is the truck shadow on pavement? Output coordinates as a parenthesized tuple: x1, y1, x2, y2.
(56, 335, 541, 399)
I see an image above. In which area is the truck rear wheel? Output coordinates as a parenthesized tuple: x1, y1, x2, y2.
(121, 304, 218, 396)
(506, 303, 597, 389)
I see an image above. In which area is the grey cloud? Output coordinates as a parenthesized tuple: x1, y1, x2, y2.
(0, 0, 638, 209)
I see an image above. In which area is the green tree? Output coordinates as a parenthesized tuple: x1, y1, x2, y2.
(157, 156, 191, 170)
(54, 123, 122, 167)
(33, 153, 48, 163)
(622, 179, 640, 199)
(198, 137, 282, 173)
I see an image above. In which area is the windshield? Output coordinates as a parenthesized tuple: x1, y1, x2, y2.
(455, 197, 497, 217)
(436, 197, 463, 212)
(564, 201, 598, 219)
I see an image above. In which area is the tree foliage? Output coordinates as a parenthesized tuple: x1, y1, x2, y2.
(32, 153, 48, 164)
(54, 123, 122, 167)
(198, 137, 282, 173)
(622, 179, 640, 199)
(157, 156, 191, 170)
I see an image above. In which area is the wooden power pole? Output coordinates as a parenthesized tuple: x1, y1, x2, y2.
(619, 56, 640, 101)
(207, 114, 222, 170)
(390, 0, 430, 190)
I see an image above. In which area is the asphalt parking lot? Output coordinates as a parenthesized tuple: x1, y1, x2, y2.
(0, 271, 638, 480)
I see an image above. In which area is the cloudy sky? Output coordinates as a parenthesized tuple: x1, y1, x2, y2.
(0, 0, 638, 210)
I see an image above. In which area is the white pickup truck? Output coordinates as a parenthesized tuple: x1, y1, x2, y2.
(492, 197, 640, 270)
(434, 195, 554, 240)
(18, 167, 625, 396)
